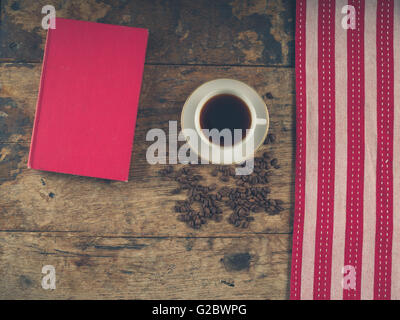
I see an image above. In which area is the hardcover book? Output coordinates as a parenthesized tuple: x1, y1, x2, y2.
(28, 18, 148, 181)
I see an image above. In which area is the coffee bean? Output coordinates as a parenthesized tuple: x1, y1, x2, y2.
(268, 133, 276, 143)
(265, 92, 274, 99)
(220, 187, 230, 196)
(241, 221, 249, 228)
(171, 188, 181, 195)
(220, 176, 229, 182)
(237, 207, 248, 217)
(159, 147, 282, 229)
(251, 176, 259, 185)
(263, 133, 276, 145)
(236, 180, 245, 186)
(271, 158, 278, 166)
(262, 187, 271, 193)
(270, 207, 280, 215)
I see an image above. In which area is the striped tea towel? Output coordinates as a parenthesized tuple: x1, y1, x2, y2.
(290, 0, 400, 300)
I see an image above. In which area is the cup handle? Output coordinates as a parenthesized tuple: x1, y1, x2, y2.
(256, 118, 267, 125)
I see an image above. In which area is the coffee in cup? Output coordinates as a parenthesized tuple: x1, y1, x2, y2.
(199, 93, 252, 147)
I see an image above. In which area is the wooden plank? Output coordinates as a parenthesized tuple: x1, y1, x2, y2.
(0, 232, 290, 299)
(0, 0, 295, 66)
(0, 63, 295, 236)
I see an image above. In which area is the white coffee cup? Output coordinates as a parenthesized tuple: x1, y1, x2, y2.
(181, 79, 269, 165)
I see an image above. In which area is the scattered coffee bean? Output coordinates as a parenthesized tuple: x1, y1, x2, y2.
(269, 133, 276, 143)
(241, 221, 249, 228)
(265, 92, 274, 99)
(263, 152, 271, 159)
(171, 188, 181, 195)
(158, 145, 283, 229)
(220, 175, 229, 182)
(263, 133, 276, 145)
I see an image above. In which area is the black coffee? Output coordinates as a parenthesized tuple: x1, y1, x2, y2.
(199, 94, 252, 146)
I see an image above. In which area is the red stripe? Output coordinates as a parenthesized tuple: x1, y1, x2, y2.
(290, 0, 307, 300)
(374, 0, 394, 300)
(343, 0, 365, 300)
(313, 0, 336, 300)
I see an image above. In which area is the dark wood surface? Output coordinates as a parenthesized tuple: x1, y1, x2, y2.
(0, 0, 295, 299)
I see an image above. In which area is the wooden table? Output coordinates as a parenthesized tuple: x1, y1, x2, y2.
(0, 0, 295, 299)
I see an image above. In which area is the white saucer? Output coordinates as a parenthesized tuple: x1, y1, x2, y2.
(181, 79, 269, 165)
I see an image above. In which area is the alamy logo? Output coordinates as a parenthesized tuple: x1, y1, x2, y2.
(41, 5, 56, 30)
(146, 121, 255, 175)
(342, 265, 356, 290)
(41, 265, 56, 290)
(342, 5, 356, 30)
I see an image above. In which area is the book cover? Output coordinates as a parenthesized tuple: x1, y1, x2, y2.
(28, 18, 148, 181)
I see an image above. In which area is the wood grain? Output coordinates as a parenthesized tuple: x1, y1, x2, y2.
(0, 63, 295, 237)
(0, 0, 295, 66)
(0, 232, 291, 299)
(0, 0, 296, 299)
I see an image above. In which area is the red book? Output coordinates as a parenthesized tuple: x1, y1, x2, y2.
(28, 18, 148, 181)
